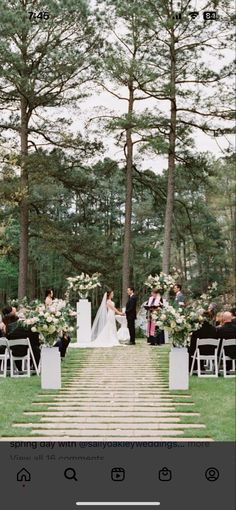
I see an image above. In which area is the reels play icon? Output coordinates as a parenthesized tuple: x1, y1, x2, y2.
(111, 467, 126, 482)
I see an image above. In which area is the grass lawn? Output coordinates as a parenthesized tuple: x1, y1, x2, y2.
(188, 376, 235, 441)
(155, 345, 236, 441)
(0, 349, 89, 437)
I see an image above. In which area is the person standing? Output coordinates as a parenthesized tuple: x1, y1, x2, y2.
(173, 284, 185, 306)
(125, 287, 137, 345)
(45, 289, 54, 307)
(145, 288, 163, 345)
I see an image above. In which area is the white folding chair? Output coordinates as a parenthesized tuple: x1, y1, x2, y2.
(8, 338, 39, 377)
(190, 338, 219, 377)
(218, 339, 236, 378)
(0, 338, 9, 377)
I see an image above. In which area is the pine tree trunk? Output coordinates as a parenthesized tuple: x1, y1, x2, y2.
(162, 29, 176, 274)
(232, 204, 236, 301)
(18, 96, 29, 300)
(122, 82, 134, 306)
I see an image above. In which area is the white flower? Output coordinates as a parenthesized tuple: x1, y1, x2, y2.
(48, 324, 56, 334)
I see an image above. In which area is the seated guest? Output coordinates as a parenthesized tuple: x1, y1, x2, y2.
(2, 306, 41, 371)
(230, 307, 236, 325)
(0, 320, 7, 356)
(217, 312, 236, 368)
(0, 320, 6, 337)
(173, 284, 185, 306)
(208, 303, 218, 326)
(54, 332, 71, 358)
(216, 311, 224, 328)
(188, 311, 218, 372)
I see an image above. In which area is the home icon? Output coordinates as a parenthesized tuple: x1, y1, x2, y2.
(17, 468, 31, 482)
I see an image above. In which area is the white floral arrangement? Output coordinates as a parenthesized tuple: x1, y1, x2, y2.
(153, 303, 204, 347)
(145, 271, 178, 293)
(66, 272, 101, 298)
(197, 281, 219, 308)
(20, 300, 75, 345)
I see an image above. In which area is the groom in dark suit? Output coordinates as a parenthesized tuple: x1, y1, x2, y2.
(126, 287, 137, 345)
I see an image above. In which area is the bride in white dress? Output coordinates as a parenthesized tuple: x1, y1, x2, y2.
(91, 290, 124, 347)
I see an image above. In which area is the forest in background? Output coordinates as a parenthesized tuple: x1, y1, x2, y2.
(0, 0, 235, 307)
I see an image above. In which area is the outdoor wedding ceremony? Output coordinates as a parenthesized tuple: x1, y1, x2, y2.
(0, 0, 235, 443)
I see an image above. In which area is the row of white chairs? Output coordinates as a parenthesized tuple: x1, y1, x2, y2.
(190, 338, 236, 378)
(0, 338, 40, 378)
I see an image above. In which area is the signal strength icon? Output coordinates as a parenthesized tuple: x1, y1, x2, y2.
(172, 12, 182, 20)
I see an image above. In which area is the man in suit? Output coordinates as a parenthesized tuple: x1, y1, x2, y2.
(125, 287, 137, 345)
(217, 312, 236, 368)
(2, 306, 41, 370)
(173, 284, 185, 306)
(188, 311, 218, 372)
(54, 333, 71, 358)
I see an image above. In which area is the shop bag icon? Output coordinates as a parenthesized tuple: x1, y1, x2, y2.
(158, 467, 172, 482)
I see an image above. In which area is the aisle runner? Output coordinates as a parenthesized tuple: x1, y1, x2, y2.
(13, 343, 212, 441)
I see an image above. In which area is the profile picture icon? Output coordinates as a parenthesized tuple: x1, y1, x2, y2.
(205, 467, 220, 482)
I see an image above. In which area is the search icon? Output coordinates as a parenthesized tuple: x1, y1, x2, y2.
(64, 468, 78, 481)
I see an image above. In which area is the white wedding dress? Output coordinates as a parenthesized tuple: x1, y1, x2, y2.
(91, 295, 120, 347)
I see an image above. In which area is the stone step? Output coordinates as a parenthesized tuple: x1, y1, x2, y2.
(43, 394, 190, 400)
(38, 390, 174, 396)
(24, 411, 200, 417)
(42, 396, 191, 402)
(12, 427, 184, 436)
(32, 402, 194, 409)
(38, 417, 182, 424)
(14, 422, 205, 430)
(0, 436, 213, 441)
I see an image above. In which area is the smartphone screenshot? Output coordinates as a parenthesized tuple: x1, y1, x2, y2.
(0, 0, 235, 508)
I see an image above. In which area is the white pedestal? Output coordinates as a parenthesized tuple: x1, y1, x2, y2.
(41, 347, 61, 390)
(70, 299, 92, 348)
(169, 347, 189, 390)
